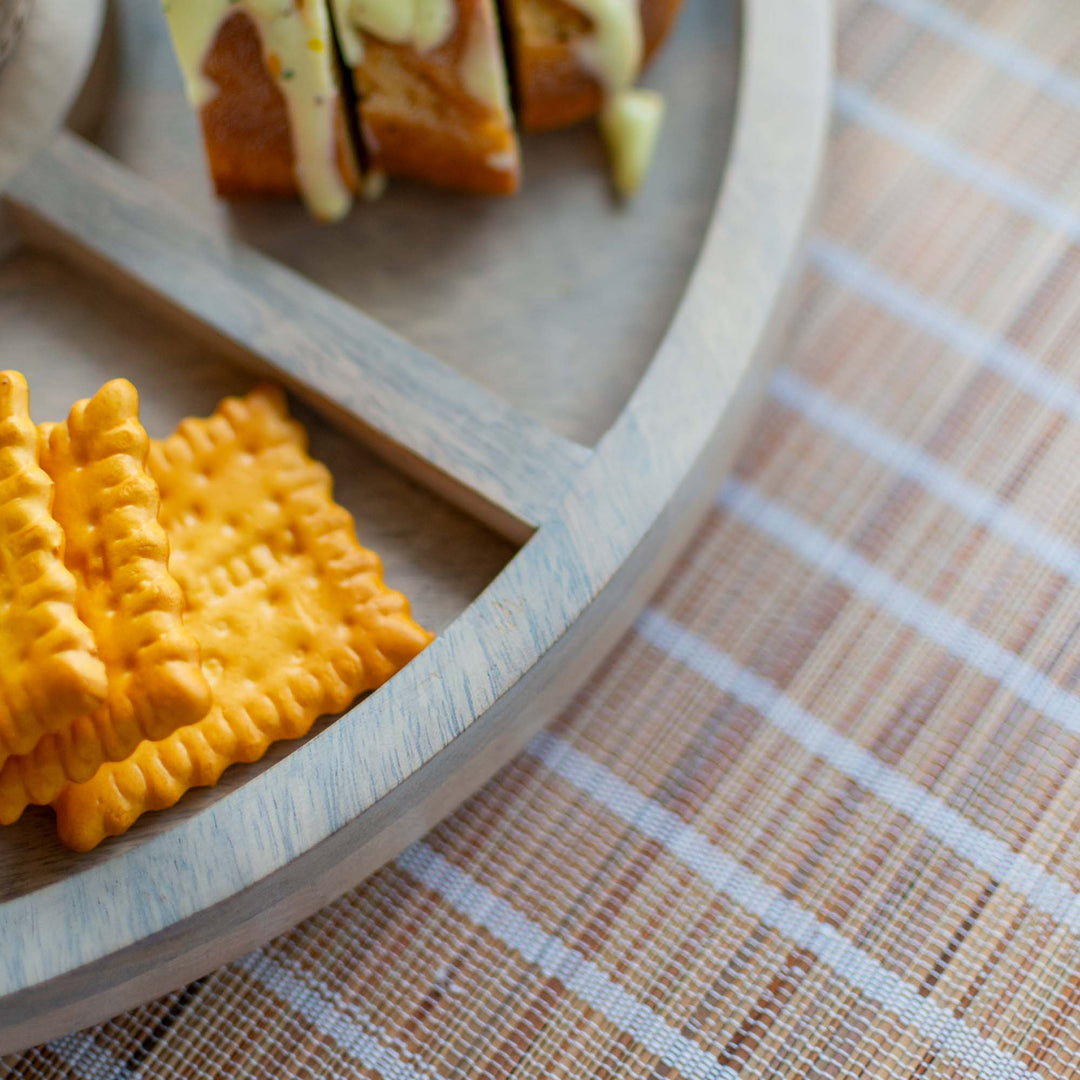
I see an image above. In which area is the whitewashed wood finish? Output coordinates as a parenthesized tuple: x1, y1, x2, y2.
(0, 0, 833, 1051)
(12, 132, 590, 542)
(0, 0, 101, 254)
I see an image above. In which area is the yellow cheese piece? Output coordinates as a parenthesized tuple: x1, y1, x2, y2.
(600, 88, 665, 197)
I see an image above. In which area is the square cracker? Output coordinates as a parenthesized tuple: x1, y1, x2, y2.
(0, 371, 106, 769)
(0, 380, 212, 824)
(55, 386, 433, 850)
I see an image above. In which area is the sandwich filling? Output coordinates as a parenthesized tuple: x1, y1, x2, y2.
(165, 0, 354, 220)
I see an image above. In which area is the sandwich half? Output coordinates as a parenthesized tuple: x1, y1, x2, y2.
(329, 0, 521, 195)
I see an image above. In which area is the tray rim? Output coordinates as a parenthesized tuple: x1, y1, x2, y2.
(0, 0, 834, 1050)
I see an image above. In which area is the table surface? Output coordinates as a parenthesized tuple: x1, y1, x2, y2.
(15, 0, 1080, 1078)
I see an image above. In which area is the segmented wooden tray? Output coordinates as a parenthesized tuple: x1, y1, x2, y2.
(0, 0, 832, 1051)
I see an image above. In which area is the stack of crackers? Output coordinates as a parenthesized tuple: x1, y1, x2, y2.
(0, 373, 432, 851)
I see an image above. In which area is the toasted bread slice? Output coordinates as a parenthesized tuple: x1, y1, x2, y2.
(503, 0, 685, 132)
(166, 2, 360, 220)
(330, 0, 521, 195)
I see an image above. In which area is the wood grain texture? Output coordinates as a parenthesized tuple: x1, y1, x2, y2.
(0, 248, 514, 898)
(0, 0, 832, 1051)
(8, 135, 589, 543)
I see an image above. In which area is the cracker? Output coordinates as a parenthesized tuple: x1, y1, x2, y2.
(0, 380, 212, 824)
(0, 371, 106, 769)
(55, 386, 433, 851)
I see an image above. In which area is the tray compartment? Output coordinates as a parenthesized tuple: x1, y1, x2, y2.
(86, 0, 740, 446)
(0, 243, 515, 897)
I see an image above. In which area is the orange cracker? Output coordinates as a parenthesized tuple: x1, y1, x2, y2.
(0, 380, 212, 824)
(55, 386, 433, 851)
(0, 371, 106, 769)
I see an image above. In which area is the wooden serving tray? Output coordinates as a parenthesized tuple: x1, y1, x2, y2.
(0, 0, 832, 1051)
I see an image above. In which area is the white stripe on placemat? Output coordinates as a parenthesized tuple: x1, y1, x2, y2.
(42, 735, 1045, 1080)
(46, 1032, 126, 1080)
(809, 238, 1080, 423)
(833, 80, 1080, 243)
(718, 478, 1080, 737)
(236, 952, 439, 1080)
(396, 843, 741, 1080)
(42, 960, 440, 1080)
(512, 736, 1035, 1080)
(636, 608, 1080, 932)
(770, 368, 1080, 584)
(869, 0, 1080, 113)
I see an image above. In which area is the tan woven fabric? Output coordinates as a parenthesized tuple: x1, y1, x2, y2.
(11, 0, 1080, 1075)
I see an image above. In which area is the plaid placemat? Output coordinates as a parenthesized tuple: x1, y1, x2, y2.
(10, 0, 1080, 1075)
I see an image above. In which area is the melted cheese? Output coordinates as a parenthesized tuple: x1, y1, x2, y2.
(564, 0, 665, 196)
(569, 0, 642, 96)
(165, 0, 353, 221)
(330, 0, 455, 66)
(463, 0, 512, 116)
(600, 87, 664, 196)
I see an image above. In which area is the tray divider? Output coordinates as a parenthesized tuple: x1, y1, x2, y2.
(5, 131, 591, 543)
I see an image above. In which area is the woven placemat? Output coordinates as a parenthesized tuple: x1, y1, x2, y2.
(9, 0, 1080, 1076)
